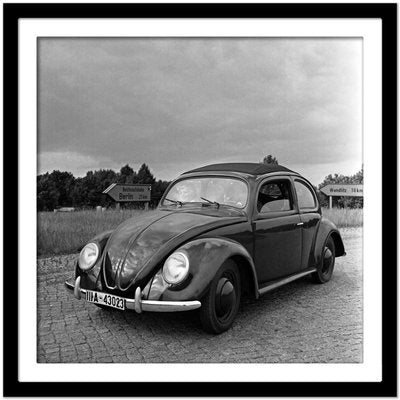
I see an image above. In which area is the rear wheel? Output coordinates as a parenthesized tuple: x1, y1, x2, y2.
(312, 236, 335, 283)
(200, 260, 241, 334)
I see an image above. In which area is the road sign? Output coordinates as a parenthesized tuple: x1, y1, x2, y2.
(320, 184, 363, 197)
(103, 183, 151, 202)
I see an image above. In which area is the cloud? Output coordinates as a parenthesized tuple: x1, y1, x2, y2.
(38, 38, 362, 184)
(38, 151, 116, 177)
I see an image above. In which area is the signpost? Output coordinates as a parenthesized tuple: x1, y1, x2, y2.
(103, 183, 152, 210)
(319, 184, 363, 209)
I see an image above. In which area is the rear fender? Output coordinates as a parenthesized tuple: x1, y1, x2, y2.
(314, 217, 346, 266)
(147, 238, 258, 301)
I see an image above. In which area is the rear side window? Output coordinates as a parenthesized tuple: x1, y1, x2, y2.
(294, 180, 317, 210)
(257, 180, 293, 213)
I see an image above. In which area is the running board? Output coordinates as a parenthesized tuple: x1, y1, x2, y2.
(258, 268, 316, 296)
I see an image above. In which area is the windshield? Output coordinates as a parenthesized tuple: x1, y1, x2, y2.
(162, 177, 248, 209)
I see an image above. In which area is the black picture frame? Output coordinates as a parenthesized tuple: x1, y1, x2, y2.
(3, 2, 397, 397)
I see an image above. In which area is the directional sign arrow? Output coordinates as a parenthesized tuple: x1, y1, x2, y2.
(103, 183, 152, 202)
(320, 184, 363, 197)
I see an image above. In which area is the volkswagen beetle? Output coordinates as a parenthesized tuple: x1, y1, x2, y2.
(66, 163, 345, 333)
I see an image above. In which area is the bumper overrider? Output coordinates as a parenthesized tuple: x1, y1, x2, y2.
(65, 276, 201, 313)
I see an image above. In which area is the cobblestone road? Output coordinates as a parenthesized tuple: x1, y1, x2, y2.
(37, 228, 362, 363)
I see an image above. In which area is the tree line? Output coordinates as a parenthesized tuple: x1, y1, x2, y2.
(37, 163, 170, 211)
(38, 156, 364, 211)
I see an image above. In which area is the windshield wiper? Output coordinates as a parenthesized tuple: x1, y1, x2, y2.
(200, 197, 220, 208)
(164, 198, 183, 206)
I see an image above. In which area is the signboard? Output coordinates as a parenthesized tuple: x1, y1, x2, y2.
(320, 184, 363, 197)
(103, 183, 151, 202)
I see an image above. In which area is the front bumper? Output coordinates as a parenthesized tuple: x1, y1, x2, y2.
(65, 277, 201, 313)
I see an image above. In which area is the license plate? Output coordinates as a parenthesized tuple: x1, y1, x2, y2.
(85, 290, 125, 310)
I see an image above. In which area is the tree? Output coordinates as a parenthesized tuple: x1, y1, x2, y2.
(69, 177, 85, 208)
(71, 169, 118, 208)
(51, 170, 75, 206)
(261, 155, 279, 165)
(92, 169, 118, 206)
(136, 163, 155, 184)
(37, 170, 75, 210)
(37, 173, 59, 211)
(118, 164, 136, 184)
(151, 179, 171, 207)
(76, 171, 99, 207)
(93, 169, 118, 191)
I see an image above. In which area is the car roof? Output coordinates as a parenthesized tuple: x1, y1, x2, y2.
(183, 162, 295, 176)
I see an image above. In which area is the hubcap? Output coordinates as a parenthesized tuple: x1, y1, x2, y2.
(215, 277, 236, 320)
(322, 247, 333, 274)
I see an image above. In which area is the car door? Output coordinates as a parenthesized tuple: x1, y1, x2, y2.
(253, 176, 302, 284)
(292, 177, 321, 269)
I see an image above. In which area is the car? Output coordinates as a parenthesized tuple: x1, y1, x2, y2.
(66, 163, 345, 333)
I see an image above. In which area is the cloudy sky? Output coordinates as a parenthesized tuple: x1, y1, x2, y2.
(38, 38, 362, 185)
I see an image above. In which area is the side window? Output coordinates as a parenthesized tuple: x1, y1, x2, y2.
(294, 180, 316, 210)
(257, 180, 293, 213)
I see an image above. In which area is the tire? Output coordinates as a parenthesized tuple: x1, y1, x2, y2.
(200, 260, 241, 334)
(312, 236, 336, 284)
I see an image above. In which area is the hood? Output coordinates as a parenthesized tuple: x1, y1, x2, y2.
(102, 207, 246, 291)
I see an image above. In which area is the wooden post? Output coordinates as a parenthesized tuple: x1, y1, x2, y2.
(144, 202, 149, 212)
(329, 196, 332, 209)
(116, 202, 120, 211)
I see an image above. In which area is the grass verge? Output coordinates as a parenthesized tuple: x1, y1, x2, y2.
(37, 209, 152, 256)
(321, 207, 363, 229)
(37, 207, 362, 256)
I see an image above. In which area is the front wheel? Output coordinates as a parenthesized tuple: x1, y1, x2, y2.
(312, 236, 336, 283)
(200, 260, 241, 334)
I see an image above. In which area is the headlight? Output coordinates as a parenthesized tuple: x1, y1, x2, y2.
(162, 251, 189, 284)
(78, 242, 100, 271)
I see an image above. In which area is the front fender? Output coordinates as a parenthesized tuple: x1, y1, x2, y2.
(314, 217, 346, 266)
(147, 238, 258, 301)
(75, 230, 114, 286)
(77, 229, 114, 253)
(89, 229, 114, 251)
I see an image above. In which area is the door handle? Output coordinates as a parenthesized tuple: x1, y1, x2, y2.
(296, 222, 304, 226)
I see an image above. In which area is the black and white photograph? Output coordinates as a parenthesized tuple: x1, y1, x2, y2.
(37, 36, 363, 363)
(4, 2, 396, 397)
